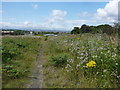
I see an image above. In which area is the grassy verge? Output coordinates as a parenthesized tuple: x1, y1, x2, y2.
(42, 34, 119, 88)
(2, 37, 41, 88)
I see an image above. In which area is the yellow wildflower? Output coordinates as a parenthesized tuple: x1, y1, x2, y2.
(77, 38, 80, 40)
(86, 60, 96, 68)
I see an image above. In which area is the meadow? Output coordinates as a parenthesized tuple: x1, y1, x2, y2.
(1, 33, 120, 88)
(2, 36, 41, 88)
(42, 34, 119, 88)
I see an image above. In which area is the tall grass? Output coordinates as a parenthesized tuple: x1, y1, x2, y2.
(42, 34, 119, 88)
(2, 37, 41, 88)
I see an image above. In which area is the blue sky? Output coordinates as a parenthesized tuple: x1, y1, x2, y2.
(1, 1, 118, 31)
(2, 2, 106, 22)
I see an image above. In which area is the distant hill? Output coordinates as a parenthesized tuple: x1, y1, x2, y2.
(2, 28, 70, 33)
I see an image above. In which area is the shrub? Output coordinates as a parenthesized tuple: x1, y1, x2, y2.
(45, 36, 48, 41)
(2, 48, 20, 63)
(51, 54, 67, 67)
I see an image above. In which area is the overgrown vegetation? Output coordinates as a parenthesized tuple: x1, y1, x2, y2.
(2, 23, 120, 88)
(2, 37, 41, 88)
(42, 34, 119, 88)
(51, 54, 67, 67)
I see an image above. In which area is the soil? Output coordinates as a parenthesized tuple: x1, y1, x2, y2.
(26, 44, 43, 88)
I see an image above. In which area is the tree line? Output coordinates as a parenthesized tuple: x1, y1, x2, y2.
(71, 23, 120, 35)
(2, 29, 60, 35)
(2, 29, 30, 35)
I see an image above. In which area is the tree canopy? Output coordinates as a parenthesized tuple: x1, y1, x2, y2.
(71, 23, 119, 35)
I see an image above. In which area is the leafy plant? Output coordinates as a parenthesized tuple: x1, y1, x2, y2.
(2, 37, 41, 88)
(51, 54, 67, 67)
(2, 64, 29, 78)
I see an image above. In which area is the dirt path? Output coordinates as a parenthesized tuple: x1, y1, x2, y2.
(27, 44, 43, 88)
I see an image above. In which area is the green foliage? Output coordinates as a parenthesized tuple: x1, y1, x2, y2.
(71, 24, 118, 35)
(33, 31, 59, 35)
(80, 24, 90, 33)
(96, 24, 113, 34)
(2, 64, 29, 78)
(44, 36, 48, 41)
(71, 27, 80, 34)
(2, 48, 20, 63)
(42, 34, 119, 88)
(2, 38, 30, 63)
(51, 54, 67, 67)
(2, 37, 41, 88)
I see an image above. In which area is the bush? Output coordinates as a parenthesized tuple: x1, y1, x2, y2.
(45, 36, 48, 41)
(2, 48, 20, 63)
(51, 54, 67, 67)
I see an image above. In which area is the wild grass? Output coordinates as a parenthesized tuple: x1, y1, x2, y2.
(42, 34, 119, 88)
(2, 37, 41, 88)
(2, 34, 119, 88)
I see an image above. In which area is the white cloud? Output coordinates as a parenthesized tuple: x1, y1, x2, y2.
(39, 10, 68, 30)
(48, 10, 67, 23)
(1, 21, 33, 29)
(95, 0, 119, 23)
(52, 10, 67, 17)
(2, 0, 119, 31)
(1, 22, 13, 27)
(32, 4, 38, 9)
(23, 21, 31, 25)
(0, 9, 95, 31)
(77, 11, 90, 17)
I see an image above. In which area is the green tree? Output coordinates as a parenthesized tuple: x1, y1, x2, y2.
(71, 27, 80, 34)
(96, 24, 113, 35)
(80, 24, 90, 33)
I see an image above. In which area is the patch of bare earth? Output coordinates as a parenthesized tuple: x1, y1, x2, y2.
(26, 45, 43, 88)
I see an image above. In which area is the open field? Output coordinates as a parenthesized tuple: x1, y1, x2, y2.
(2, 34, 120, 88)
(2, 36, 41, 88)
(2, 1, 119, 88)
(42, 34, 119, 88)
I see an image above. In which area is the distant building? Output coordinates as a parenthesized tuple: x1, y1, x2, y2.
(30, 31, 33, 35)
(28, 31, 33, 36)
(2, 30, 14, 35)
(44, 34, 57, 36)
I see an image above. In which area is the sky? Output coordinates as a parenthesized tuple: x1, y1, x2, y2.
(1, 0, 119, 31)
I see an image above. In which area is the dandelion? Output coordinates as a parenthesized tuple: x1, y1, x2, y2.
(86, 60, 96, 68)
